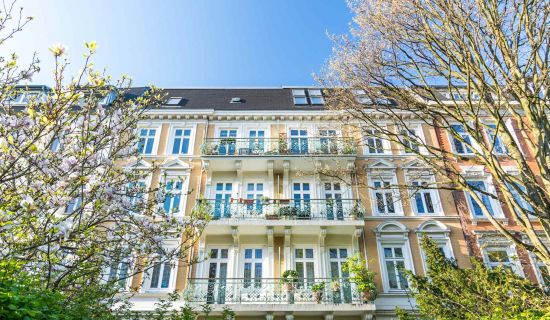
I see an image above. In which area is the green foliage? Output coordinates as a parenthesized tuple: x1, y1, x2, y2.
(281, 270, 299, 283)
(398, 237, 550, 319)
(342, 254, 377, 294)
(221, 306, 236, 320)
(311, 282, 326, 292)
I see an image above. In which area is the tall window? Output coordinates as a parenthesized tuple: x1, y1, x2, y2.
(411, 181, 437, 215)
(449, 124, 473, 155)
(382, 246, 409, 290)
(206, 248, 229, 304)
(293, 182, 311, 216)
(246, 183, 264, 214)
(401, 128, 421, 153)
(295, 248, 315, 286)
(214, 183, 232, 218)
(138, 128, 156, 155)
(465, 180, 495, 217)
(483, 247, 518, 274)
(163, 179, 183, 215)
(290, 129, 308, 154)
(373, 180, 396, 215)
(219, 129, 237, 155)
(364, 129, 385, 154)
(319, 130, 338, 154)
(243, 248, 262, 288)
(506, 181, 533, 215)
(107, 259, 131, 289)
(148, 258, 173, 290)
(248, 130, 265, 154)
(486, 124, 507, 154)
(66, 197, 82, 214)
(172, 129, 192, 154)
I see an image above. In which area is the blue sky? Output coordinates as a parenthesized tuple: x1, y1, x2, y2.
(8, 0, 352, 87)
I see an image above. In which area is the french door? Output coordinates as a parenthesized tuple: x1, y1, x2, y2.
(292, 182, 311, 218)
(248, 130, 265, 154)
(219, 129, 237, 155)
(319, 129, 338, 154)
(295, 248, 315, 287)
(328, 248, 352, 303)
(214, 183, 232, 218)
(245, 183, 264, 216)
(324, 182, 343, 220)
(290, 129, 308, 154)
(206, 248, 229, 304)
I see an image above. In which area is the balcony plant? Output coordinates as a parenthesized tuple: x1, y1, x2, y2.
(261, 196, 271, 205)
(350, 202, 365, 220)
(342, 139, 356, 155)
(311, 282, 325, 304)
(331, 279, 341, 293)
(281, 270, 299, 292)
(278, 134, 289, 154)
(342, 254, 377, 303)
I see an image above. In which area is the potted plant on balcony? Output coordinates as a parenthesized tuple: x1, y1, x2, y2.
(350, 202, 365, 220)
(278, 134, 289, 154)
(331, 279, 341, 293)
(342, 254, 377, 303)
(281, 270, 299, 304)
(311, 282, 325, 304)
(342, 139, 356, 155)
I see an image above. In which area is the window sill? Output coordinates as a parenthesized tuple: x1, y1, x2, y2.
(471, 217, 508, 226)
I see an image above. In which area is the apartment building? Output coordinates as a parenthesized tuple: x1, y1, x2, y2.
(9, 85, 546, 319)
(122, 87, 474, 319)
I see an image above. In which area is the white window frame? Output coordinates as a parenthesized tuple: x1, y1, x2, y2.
(137, 124, 161, 156)
(293, 247, 318, 280)
(141, 240, 180, 292)
(240, 246, 266, 280)
(481, 245, 523, 277)
(168, 125, 195, 155)
(464, 176, 504, 219)
(530, 253, 550, 289)
(368, 173, 403, 216)
(292, 89, 308, 105)
(103, 255, 134, 291)
(363, 128, 391, 155)
(484, 123, 508, 155)
(399, 124, 427, 155)
(199, 246, 232, 279)
(448, 123, 477, 155)
(375, 222, 415, 293)
(161, 173, 190, 217)
(416, 221, 454, 273)
(406, 174, 443, 216)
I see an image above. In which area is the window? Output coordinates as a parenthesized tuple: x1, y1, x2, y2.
(127, 181, 147, 212)
(324, 182, 344, 220)
(218, 129, 237, 155)
(410, 181, 439, 215)
(295, 248, 315, 286)
(534, 257, 550, 288)
(486, 124, 507, 154)
(483, 247, 519, 274)
(243, 248, 263, 288)
(106, 258, 131, 289)
(248, 130, 265, 154)
(66, 197, 82, 214)
(400, 128, 421, 153)
(206, 248, 229, 304)
(137, 128, 157, 155)
(373, 180, 396, 215)
(292, 89, 324, 105)
(214, 182, 233, 218)
(329, 248, 352, 303)
(172, 129, 192, 154)
(382, 246, 409, 290)
(506, 181, 533, 214)
(292, 89, 308, 105)
(166, 97, 182, 105)
(308, 89, 324, 104)
(465, 180, 496, 218)
(163, 179, 183, 215)
(148, 258, 173, 290)
(51, 136, 61, 152)
(449, 125, 473, 155)
(290, 129, 308, 154)
(245, 183, 264, 214)
(353, 89, 372, 104)
(293, 182, 311, 216)
(364, 129, 385, 154)
(319, 130, 338, 154)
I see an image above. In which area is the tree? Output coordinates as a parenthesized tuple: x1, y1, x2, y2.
(320, 0, 550, 265)
(0, 0, 207, 311)
(397, 237, 550, 319)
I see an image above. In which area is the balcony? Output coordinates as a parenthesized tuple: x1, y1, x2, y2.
(184, 278, 366, 305)
(198, 199, 365, 221)
(200, 137, 357, 157)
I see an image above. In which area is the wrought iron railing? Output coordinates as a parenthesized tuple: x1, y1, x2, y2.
(184, 278, 364, 304)
(200, 137, 357, 156)
(198, 198, 365, 220)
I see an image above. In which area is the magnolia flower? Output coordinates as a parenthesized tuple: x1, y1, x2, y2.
(20, 195, 34, 208)
(49, 43, 67, 57)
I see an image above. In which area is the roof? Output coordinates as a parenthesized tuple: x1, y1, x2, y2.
(158, 88, 327, 111)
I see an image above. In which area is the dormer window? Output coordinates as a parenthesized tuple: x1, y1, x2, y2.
(230, 97, 243, 103)
(292, 89, 324, 105)
(353, 89, 372, 104)
(166, 97, 182, 105)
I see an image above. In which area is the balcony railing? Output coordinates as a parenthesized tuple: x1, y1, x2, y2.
(200, 137, 356, 156)
(198, 199, 365, 220)
(184, 278, 364, 304)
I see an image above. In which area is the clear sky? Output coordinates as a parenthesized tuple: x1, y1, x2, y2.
(7, 0, 352, 87)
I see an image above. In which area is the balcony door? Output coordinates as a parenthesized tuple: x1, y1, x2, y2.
(324, 182, 344, 220)
(248, 130, 265, 154)
(206, 248, 229, 304)
(319, 129, 338, 154)
(219, 129, 237, 155)
(290, 129, 308, 154)
(214, 183, 232, 219)
(240, 248, 264, 302)
(295, 248, 315, 288)
(292, 183, 311, 218)
(328, 248, 352, 303)
(245, 183, 264, 217)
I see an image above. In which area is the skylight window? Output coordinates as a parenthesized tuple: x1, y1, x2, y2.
(353, 89, 372, 104)
(166, 97, 182, 105)
(292, 89, 325, 105)
(292, 89, 308, 105)
(308, 89, 324, 104)
(230, 97, 243, 103)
